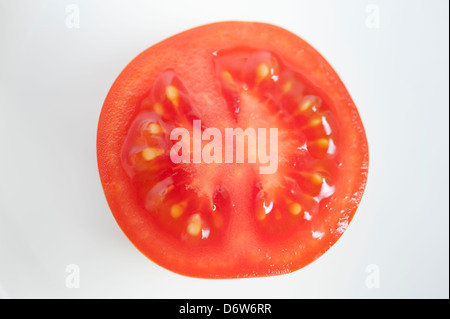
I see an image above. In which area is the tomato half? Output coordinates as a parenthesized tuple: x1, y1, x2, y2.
(97, 21, 369, 278)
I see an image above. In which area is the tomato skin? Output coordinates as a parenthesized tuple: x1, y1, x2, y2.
(97, 21, 368, 278)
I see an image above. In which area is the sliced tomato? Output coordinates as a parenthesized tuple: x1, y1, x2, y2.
(97, 22, 369, 278)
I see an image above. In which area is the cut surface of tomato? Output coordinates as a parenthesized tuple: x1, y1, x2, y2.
(97, 22, 369, 278)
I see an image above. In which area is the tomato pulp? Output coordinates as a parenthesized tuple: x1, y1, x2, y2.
(97, 22, 369, 278)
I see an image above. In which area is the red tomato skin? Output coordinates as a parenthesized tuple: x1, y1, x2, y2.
(97, 21, 369, 278)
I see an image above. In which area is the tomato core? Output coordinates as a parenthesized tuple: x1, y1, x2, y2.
(120, 47, 340, 245)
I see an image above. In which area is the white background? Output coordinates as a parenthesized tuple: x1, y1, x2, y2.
(0, 0, 448, 299)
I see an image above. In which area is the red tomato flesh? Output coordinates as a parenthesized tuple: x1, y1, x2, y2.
(97, 22, 369, 278)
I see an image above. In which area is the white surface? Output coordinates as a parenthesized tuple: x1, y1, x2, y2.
(0, 0, 448, 299)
